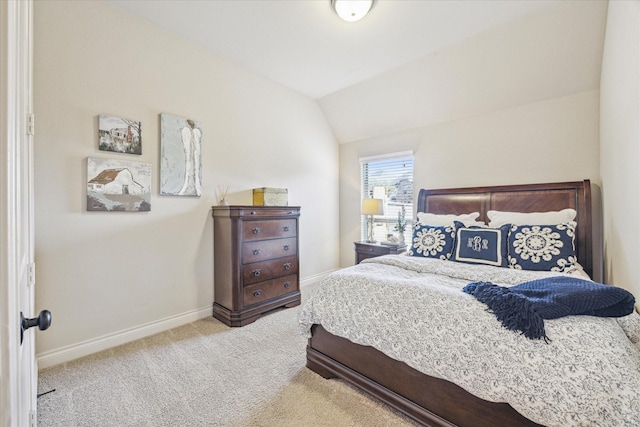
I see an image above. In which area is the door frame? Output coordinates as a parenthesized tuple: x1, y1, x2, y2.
(1, 1, 36, 426)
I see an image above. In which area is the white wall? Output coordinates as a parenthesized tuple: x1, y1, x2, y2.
(600, 0, 640, 297)
(335, 1, 605, 270)
(34, 1, 339, 366)
(321, 1, 607, 144)
(339, 91, 600, 268)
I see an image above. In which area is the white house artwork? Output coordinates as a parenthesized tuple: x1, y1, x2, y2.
(160, 113, 202, 197)
(99, 114, 142, 155)
(87, 157, 151, 212)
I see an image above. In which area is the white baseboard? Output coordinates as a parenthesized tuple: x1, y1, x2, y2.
(37, 306, 212, 369)
(37, 271, 337, 370)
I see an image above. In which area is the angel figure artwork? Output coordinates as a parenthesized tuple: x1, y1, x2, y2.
(179, 119, 202, 196)
(160, 113, 202, 197)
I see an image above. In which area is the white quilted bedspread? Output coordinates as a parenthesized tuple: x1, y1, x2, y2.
(298, 255, 640, 427)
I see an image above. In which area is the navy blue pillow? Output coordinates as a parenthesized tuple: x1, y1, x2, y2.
(507, 223, 577, 272)
(409, 223, 455, 260)
(453, 222, 510, 267)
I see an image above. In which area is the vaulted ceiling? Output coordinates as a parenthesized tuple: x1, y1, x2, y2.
(109, 0, 608, 143)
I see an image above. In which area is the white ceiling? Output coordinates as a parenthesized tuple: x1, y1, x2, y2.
(108, 0, 562, 99)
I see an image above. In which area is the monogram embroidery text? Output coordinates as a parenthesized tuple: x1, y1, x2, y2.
(467, 235, 489, 252)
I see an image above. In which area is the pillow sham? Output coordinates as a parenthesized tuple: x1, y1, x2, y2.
(452, 222, 510, 267)
(417, 212, 484, 227)
(408, 223, 455, 260)
(487, 208, 576, 228)
(507, 222, 577, 273)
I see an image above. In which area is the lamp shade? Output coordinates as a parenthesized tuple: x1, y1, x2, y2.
(361, 198, 383, 216)
(332, 0, 373, 22)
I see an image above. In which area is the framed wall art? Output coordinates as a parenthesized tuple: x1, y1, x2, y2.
(98, 114, 142, 155)
(87, 157, 151, 212)
(160, 113, 202, 197)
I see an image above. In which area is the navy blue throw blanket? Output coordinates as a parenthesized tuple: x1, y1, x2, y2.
(463, 276, 635, 341)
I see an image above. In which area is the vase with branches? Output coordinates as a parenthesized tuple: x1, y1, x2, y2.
(393, 205, 408, 243)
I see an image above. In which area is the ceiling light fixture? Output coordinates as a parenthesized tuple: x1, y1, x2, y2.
(332, 0, 373, 23)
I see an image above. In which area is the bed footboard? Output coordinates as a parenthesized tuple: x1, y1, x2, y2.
(307, 325, 541, 427)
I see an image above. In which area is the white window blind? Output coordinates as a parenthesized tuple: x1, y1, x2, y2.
(360, 152, 414, 243)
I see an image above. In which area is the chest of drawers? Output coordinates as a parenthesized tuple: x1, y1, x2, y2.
(212, 206, 301, 326)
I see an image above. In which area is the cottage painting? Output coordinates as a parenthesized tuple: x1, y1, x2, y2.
(99, 114, 142, 155)
(160, 113, 202, 197)
(87, 157, 151, 212)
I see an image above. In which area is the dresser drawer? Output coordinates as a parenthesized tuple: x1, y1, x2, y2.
(354, 242, 407, 264)
(224, 207, 299, 218)
(243, 275, 298, 307)
(243, 238, 297, 263)
(242, 219, 297, 242)
(243, 256, 298, 285)
(356, 244, 393, 257)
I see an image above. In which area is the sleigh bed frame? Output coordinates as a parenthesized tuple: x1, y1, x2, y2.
(306, 180, 594, 427)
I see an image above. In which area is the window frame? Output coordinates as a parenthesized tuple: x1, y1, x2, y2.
(360, 151, 414, 244)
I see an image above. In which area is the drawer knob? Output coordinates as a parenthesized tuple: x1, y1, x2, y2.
(283, 263, 291, 270)
(368, 248, 373, 252)
(283, 226, 289, 232)
(252, 227, 260, 234)
(283, 245, 290, 251)
(284, 282, 291, 289)
(253, 290, 262, 297)
(252, 249, 260, 256)
(252, 269, 261, 277)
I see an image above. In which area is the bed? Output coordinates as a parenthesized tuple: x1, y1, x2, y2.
(299, 180, 640, 427)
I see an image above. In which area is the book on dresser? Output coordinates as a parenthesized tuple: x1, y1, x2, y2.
(211, 205, 301, 327)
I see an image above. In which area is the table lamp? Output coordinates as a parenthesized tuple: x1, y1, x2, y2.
(361, 198, 383, 243)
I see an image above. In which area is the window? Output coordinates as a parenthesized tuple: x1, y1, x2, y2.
(360, 152, 414, 243)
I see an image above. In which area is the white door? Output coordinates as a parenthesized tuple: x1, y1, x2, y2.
(1, 1, 44, 426)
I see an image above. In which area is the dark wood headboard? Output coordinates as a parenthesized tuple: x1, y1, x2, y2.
(417, 180, 593, 278)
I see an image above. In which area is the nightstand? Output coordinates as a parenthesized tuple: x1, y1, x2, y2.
(354, 241, 407, 264)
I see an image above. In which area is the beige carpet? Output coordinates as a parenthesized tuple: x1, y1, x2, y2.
(37, 286, 419, 427)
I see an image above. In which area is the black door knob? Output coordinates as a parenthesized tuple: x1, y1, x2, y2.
(20, 310, 52, 344)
